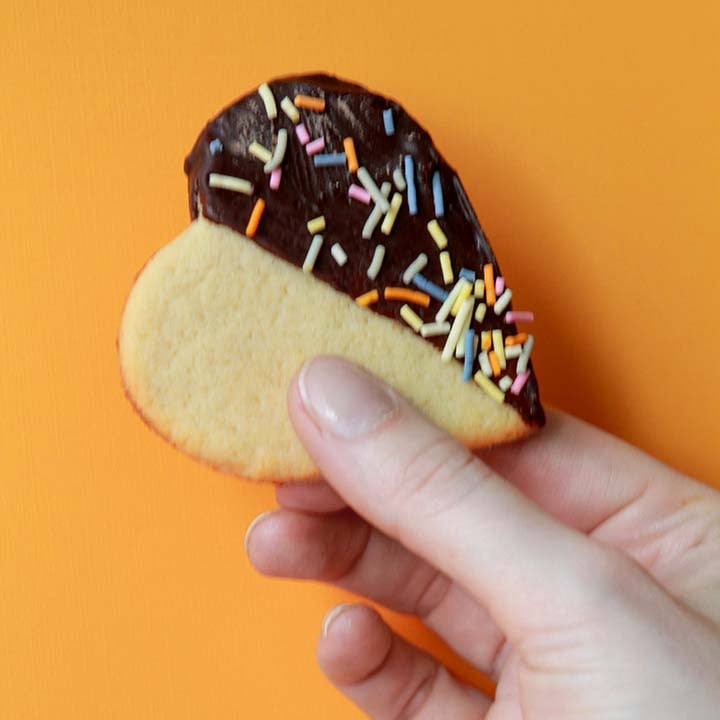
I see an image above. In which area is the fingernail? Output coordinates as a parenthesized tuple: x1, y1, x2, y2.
(322, 603, 353, 637)
(298, 357, 398, 439)
(243, 510, 274, 553)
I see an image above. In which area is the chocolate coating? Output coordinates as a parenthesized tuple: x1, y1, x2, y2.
(184, 74, 544, 426)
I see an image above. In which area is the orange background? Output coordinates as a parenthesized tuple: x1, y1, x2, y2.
(1, 1, 719, 717)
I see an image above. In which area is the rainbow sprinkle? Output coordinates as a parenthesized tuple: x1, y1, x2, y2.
(427, 219, 448, 249)
(313, 152, 347, 167)
(295, 123, 310, 145)
(510, 370, 530, 395)
(412, 273, 449, 302)
(307, 215, 326, 234)
(305, 137, 326, 156)
(393, 167, 406, 191)
(357, 167, 391, 213)
(245, 198, 265, 238)
(383, 108, 395, 135)
(208, 173, 253, 195)
(432, 171, 444, 217)
(493, 288, 513, 315)
(330, 242, 348, 266)
(384, 287, 431, 307)
(264, 128, 288, 173)
(400, 304, 423, 332)
(505, 311, 535, 323)
(269, 168, 282, 191)
(380, 192, 403, 234)
(348, 184, 372, 204)
(402, 253, 429, 284)
(280, 96, 300, 123)
(420, 321, 451, 338)
(249, 141, 272, 163)
(258, 83, 277, 119)
(459, 268, 476, 282)
(404, 155, 417, 215)
(294, 94, 325, 112)
(473, 372, 505, 403)
(462, 329, 475, 382)
(343, 137, 359, 173)
(355, 289, 379, 307)
(366, 244, 385, 280)
(302, 234, 323, 272)
(439, 250, 454, 285)
(361, 181, 392, 239)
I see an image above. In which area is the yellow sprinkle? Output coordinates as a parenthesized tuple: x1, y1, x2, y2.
(258, 83, 277, 119)
(474, 279, 485, 298)
(355, 289, 379, 307)
(441, 297, 473, 362)
(381, 192, 403, 235)
(439, 251, 454, 285)
(474, 371, 505, 403)
(307, 215, 326, 234)
(481, 331, 492, 351)
(492, 329, 507, 369)
(280, 96, 300, 123)
(400, 304, 423, 333)
(435, 278, 470, 323)
(455, 307, 474, 358)
(475, 303, 487, 322)
(249, 141, 273, 163)
(451, 280, 473, 316)
(208, 173, 253, 195)
(427, 219, 448, 249)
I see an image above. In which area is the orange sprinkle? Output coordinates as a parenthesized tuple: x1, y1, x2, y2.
(343, 137, 359, 173)
(505, 333, 529, 346)
(383, 287, 431, 307)
(245, 198, 265, 238)
(488, 350, 501, 377)
(355, 289, 379, 307)
(484, 264, 496, 306)
(481, 331, 492, 351)
(294, 94, 326, 112)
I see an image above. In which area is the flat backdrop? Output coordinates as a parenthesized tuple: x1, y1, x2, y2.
(2, 1, 718, 717)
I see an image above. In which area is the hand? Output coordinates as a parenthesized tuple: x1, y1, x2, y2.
(245, 356, 720, 719)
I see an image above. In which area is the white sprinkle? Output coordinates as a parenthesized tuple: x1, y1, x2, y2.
(516, 335, 534, 374)
(381, 192, 403, 235)
(474, 302, 487, 323)
(499, 376, 513, 392)
(208, 173, 253, 195)
(302, 235, 323, 273)
(492, 329, 507, 370)
(392, 167, 407, 191)
(357, 167, 390, 213)
(331, 243, 348, 266)
(435, 278, 470, 323)
(249, 141, 273, 163)
(442, 298, 474, 362)
(505, 344, 523, 359)
(367, 244, 385, 280)
(478, 351, 493, 377)
(420, 321, 451, 338)
(402, 253, 428, 285)
(258, 83, 277, 119)
(455, 308, 474, 359)
(362, 181, 392, 239)
(263, 128, 288, 173)
(494, 288, 513, 315)
(280, 96, 300, 123)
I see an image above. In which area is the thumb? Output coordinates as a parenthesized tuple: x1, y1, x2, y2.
(288, 355, 621, 638)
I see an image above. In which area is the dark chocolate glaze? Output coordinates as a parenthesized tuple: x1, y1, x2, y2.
(184, 74, 544, 426)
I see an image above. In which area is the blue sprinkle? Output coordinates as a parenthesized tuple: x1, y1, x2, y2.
(462, 329, 476, 382)
(404, 154, 418, 215)
(209, 138, 223, 154)
(412, 273, 449, 302)
(313, 152, 347, 167)
(459, 268, 476, 282)
(432, 171, 444, 217)
(383, 108, 395, 135)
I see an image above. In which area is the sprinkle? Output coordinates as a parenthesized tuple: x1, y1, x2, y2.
(505, 311, 535, 323)
(367, 244, 385, 280)
(361, 181, 392, 239)
(459, 268, 475, 282)
(455, 306, 474, 358)
(269, 168, 282, 191)
(249, 141, 273, 164)
(258, 82, 277, 119)
(474, 279, 485, 298)
(209, 138, 223, 154)
(245, 198, 265, 238)
(307, 215, 326, 234)
(383, 108, 395, 135)
(483, 264, 496, 306)
(462, 330, 475, 382)
(495, 276, 505, 295)
(295, 123, 310, 145)
(427, 219, 448, 249)
(498, 376, 513, 392)
(400, 304, 423, 333)
(412, 274, 449, 302)
(474, 302, 487, 322)
(510, 370, 530, 395)
(330, 242, 348, 266)
(492, 329, 507, 369)
(478, 351, 492, 377)
(442, 298, 474, 362)
(381, 192, 403, 234)
(474, 372, 505, 403)
(313, 152, 347, 167)
(392, 167, 406, 191)
(402, 253, 428, 284)
(432, 171, 444, 217)
(451, 279, 473, 315)
(505, 344, 523, 359)
(384, 287, 430, 307)
(516, 335, 535, 374)
(348, 184, 372, 204)
(439, 251, 454, 284)
(343, 138, 359, 173)
(306, 137, 326, 156)
(473, 335, 479, 357)
(264, 128, 288, 173)
(302, 235, 323, 272)
(294, 94, 325, 112)
(435, 278, 470, 322)
(488, 351, 501, 377)
(420, 321, 451, 338)
(404, 155, 418, 215)
(355, 289, 379, 307)
(493, 288, 513, 315)
(481, 331, 492, 352)
(208, 173, 253, 194)
(280, 96, 300, 123)
(505, 333, 528, 346)
(357, 167, 391, 213)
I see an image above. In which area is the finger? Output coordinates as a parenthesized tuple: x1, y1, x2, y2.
(288, 355, 615, 637)
(245, 508, 506, 675)
(275, 481, 347, 513)
(318, 604, 490, 719)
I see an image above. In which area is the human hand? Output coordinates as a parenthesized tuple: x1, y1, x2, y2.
(245, 356, 720, 719)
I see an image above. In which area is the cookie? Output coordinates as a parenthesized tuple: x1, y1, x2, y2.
(118, 74, 544, 482)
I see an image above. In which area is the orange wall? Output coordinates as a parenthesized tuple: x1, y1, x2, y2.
(1, 1, 718, 717)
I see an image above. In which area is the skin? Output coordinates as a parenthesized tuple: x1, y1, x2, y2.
(245, 356, 720, 719)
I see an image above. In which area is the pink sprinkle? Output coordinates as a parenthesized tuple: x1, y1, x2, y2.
(269, 167, 282, 191)
(348, 183, 372, 204)
(295, 123, 310, 146)
(510, 370, 530, 395)
(305, 137, 325, 156)
(505, 311, 534, 323)
(495, 276, 505, 295)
